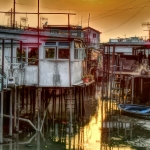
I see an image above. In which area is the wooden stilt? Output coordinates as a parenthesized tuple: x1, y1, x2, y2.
(16, 87, 21, 132)
(30, 89, 33, 121)
(37, 87, 42, 131)
(14, 86, 17, 130)
(0, 91, 4, 143)
(9, 90, 13, 135)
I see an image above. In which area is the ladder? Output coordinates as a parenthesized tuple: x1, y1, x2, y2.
(124, 75, 132, 104)
(110, 65, 122, 104)
(64, 88, 75, 113)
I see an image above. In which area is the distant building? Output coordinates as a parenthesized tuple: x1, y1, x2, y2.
(108, 36, 146, 55)
(83, 27, 101, 50)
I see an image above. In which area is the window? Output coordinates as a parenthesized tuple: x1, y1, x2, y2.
(44, 41, 70, 60)
(45, 47, 56, 59)
(28, 47, 38, 65)
(16, 47, 26, 62)
(74, 48, 85, 59)
(93, 33, 96, 38)
(78, 48, 85, 59)
(45, 42, 56, 46)
(58, 48, 69, 59)
(74, 49, 78, 59)
(59, 42, 69, 46)
(75, 41, 83, 48)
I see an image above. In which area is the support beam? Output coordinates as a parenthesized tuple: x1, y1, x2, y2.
(38, 0, 40, 86)
(9, 90, 13, 135)
(0, 92, 3, 144)
(38, 87, 42, 131)
(0, 39, 4, 143)
(16, 87, 21, 132)
(11, 39, 13, 69)
(14, 86, 17, 129)
(4, 114, 38, 131)
(20, 41, 22, 67)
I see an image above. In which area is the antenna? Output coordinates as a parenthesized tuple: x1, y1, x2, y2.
(20, 16, 28, 27)
(40, 16, 48, 28)
(5, 9, 13, 27)
(142, 22, 150, 40)
(88, 13, 90, 27)
(13, 0, 15, 28)
(81, 15, 83, 26)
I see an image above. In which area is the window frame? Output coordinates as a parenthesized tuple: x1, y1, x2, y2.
(44, 46, 56, 60)
(57, 47, 70, 60)
(74, 48, 78, 59)
(28, 47, 39, 65)
(74, 48, 85, 60)
(16, 47, 27, 63)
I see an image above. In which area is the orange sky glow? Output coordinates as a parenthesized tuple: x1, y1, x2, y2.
(0, 0, 150, 42)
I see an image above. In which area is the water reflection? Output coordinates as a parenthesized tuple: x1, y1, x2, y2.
(1, 89, 150, 149)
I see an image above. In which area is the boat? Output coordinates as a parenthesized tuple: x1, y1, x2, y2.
(118, 104, 150, 116)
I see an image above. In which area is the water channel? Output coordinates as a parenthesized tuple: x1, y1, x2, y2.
(1, 85, 150, 150)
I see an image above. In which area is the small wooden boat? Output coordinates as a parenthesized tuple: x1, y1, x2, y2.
(118, 104, 150, 116)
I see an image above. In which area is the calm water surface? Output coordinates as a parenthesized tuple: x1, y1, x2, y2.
(1, 92, 150, 150)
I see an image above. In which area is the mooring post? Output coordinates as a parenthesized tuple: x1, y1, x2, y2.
(38, 87, 42, 131)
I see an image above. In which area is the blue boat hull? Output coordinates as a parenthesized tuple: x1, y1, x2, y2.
(118, 104, 150, 116)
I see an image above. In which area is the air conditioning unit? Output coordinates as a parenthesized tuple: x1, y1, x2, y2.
(8, 77, 15, 85)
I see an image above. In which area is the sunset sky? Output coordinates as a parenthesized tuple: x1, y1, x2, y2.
(0, 0, 150, 42)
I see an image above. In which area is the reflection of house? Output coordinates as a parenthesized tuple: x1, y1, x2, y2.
(0, 26, 86, 87)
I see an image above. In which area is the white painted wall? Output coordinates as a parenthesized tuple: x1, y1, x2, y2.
(24, 65, 38, 85)
(39, 60, 69, 87)
(72, 61, 82, 84)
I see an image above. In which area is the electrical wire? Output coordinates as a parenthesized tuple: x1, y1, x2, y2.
(15, 2, 150, 12)
(15, 0, 150, 24)
(16, 2, 37, 7)
(15, 0, 140, 13)
(14, 0, 150, 34)
(103, 0, 150, 33)
(80, 0, 138, 23)
(81, 0, 150, 23)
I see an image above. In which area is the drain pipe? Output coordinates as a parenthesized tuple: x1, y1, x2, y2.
(3, 114, 38, 131)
